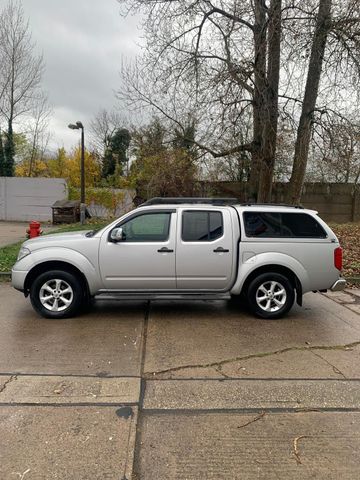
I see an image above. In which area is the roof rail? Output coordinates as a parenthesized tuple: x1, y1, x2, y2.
(240, 203, 304, 209)
(140, 197, 239, 206)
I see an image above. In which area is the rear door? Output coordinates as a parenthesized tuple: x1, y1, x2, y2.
(176, 208, 234, 290)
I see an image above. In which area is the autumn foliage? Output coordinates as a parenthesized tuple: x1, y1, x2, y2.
(331, 223, 360, 281)
(15, 147, 101, 188)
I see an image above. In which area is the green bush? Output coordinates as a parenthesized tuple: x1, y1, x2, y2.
(69, 186, 126, 217)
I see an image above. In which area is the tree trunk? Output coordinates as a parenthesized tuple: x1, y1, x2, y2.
(0, 130, 5, 176)
(249, 0, 281, 203)
(248, 0, 267, 201)
(4, 120, 15, 177)
(257, 0, 282, 202)
(287, 0, 332, 204)
(28, 128, 38, 177)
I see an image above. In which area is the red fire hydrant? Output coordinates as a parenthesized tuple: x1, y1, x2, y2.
(26, 221, 42, 239)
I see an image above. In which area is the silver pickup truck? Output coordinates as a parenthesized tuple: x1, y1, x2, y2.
(12, 198, 346, 319)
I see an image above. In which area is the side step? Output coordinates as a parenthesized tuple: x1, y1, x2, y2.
(95, 292, 231, 302)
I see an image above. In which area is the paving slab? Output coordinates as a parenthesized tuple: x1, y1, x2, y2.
(144, 294, 360, 379)
(0, 405, 137, 480)
(0, 375, 140, 404)
(144, 379, 360, 410)
(346, 304, 360, 314)
(324, 291, 357, 304)
(323, 290, 360, 316)
(151, 347, 357, 380)
(0, 284, 145, 376)
(311, 344, 360, 379)
(134, 411, 360, 479)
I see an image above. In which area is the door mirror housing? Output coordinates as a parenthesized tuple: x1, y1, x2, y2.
(110, 227, 124, 242)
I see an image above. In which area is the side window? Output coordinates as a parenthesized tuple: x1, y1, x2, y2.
(182, 211, 223, 242)
(243, 212, 282, 237)
(281, 213, 327, 238)
(119, 213, 171, 242)
(244, 212, 327, 238)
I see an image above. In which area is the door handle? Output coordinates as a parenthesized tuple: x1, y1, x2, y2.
(213, 247, 229, 253)
(157, 247, 174, 253)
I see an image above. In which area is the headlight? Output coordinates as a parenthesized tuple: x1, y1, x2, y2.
(17, 247, 31, 261)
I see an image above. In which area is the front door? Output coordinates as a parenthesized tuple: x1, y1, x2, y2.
(99, 210, 176, 290)
(176, 208, 234, 290)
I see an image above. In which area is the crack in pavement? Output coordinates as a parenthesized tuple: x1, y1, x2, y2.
(0, 374, 17, 394)
(144, 341, 360, 378)
(310, 351, 347, 379)
(214, 365, 231, 379)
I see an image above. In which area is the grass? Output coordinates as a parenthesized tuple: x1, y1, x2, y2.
(0, 241, 23, 273)
(0, 219, 110, 274)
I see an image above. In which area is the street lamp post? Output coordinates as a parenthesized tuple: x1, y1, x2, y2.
(68, 121, 86, 224)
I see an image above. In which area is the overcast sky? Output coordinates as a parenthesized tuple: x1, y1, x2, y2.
(21, 0, 141, 152)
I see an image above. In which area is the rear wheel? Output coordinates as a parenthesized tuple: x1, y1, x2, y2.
(247, 272, 295, 319)
(30, 270, 84, 319)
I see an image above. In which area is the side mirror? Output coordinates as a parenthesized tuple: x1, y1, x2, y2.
(110, 227, 124, 242)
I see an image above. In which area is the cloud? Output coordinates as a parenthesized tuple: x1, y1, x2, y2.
(21, 0, 141, 151)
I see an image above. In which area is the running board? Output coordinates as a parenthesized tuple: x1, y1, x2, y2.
(95, 292, 231, 302)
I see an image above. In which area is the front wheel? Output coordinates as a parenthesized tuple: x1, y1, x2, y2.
(247, 272, 295, 319)
(30, 270, 84, 319)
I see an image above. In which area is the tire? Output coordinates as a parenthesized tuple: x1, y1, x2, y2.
(246, 272, 295, 319)
(30, 270, 84, 319)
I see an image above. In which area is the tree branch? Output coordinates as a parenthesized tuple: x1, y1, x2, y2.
(203, 1, 254, 31)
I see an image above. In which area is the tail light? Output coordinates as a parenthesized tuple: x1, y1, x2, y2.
(334, 247, 343, 271)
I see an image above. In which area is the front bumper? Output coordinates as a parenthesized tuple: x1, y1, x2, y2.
(331, 278, 347, 292)
(11, 268, 27, 292)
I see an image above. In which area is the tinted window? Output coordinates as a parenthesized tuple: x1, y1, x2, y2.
(244, 212, 327, 238)
(182, 211, 223, 242)
(281, 213, 327, 238)
(243, 212, 282, 237)
(120, 213, 171, 242)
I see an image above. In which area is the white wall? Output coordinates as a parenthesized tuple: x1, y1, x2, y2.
(0, 177, 68, 221)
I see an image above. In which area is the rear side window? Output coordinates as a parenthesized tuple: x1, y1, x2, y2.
(243, 212, 327, 238)
(182, 211, 223, 242)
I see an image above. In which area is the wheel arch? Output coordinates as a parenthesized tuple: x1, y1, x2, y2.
(240, 265, 303, 306)
(24, 261, 90, 300)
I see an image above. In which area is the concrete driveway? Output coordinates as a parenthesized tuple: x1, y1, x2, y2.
(0, 284, 359, 479)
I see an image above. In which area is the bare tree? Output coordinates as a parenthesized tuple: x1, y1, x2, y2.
(90, 109, 125, 158)
(118, 0, 360, 203)
(287, 0, 332, 203)
(26, 93, 52, 176)
(0, 0, 44, 176)
(307, 116, 360, 184)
